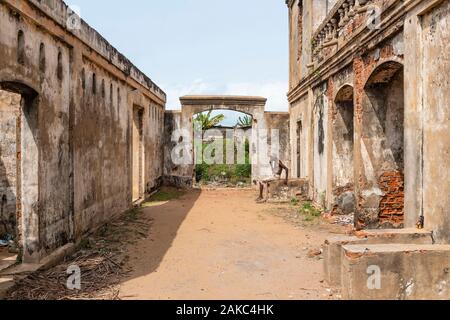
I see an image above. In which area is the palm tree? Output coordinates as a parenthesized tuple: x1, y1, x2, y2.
(237, 115, 252, 128)
(194, 111, 226, 163)
(194, 111, 225, 131)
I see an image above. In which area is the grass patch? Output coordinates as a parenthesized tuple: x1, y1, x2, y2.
(290, 197, 300, 206)
(299, 202, 322, 222)
(143, 188, 185, 205)
(194, 139, 251, 186)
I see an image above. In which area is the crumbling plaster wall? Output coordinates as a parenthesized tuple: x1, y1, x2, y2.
(0, 91, 21, 237)
(264, 112, 291, 171)
(353, 34, 405, 229)
(0, 0, 166, 262)
(411, 0, 450, 244)
(312, 83, 329, 208)
(327, 66, 356, 214)
(287, 0, 449, 240)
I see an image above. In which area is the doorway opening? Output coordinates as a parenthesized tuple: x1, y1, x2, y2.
(0, 90, 20, 268)
(132, 106, 144, 202)
(0, 82, 39, 265)
(361, 61, 405, 228)
(332, 85, 355, 216)
(193, 110, 253, 188)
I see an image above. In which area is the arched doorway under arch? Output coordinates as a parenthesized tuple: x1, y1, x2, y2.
(192, 109, 253, 187)
(358, 61, 405, 229)
(177, 96, 270, 185)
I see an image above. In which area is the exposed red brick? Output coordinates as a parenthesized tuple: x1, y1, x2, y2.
(379, 171, 405, 226)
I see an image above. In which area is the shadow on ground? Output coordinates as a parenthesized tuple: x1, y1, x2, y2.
(119, 188, 201, 284)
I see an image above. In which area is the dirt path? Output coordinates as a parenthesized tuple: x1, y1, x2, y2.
(119, 189, 346, 300)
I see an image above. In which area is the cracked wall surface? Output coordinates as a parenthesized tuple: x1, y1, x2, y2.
(0, 0, 166, 262)
(286, 0, 449, 243)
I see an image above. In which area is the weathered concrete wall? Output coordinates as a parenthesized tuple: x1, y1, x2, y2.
(286, 0, 449, 241)
(288, 0, 302, 90)
(265, 112, 291, 171)
(419, 0, 450, 244)
(342, 244, 450, 300)
(0, 91, 20, 236)
(289, 93, 311, 182)
(0, 0, 165, 262)
(163, 110, 192, 187)
(312, 83, 329, 208)
(356, 44, 405, 229)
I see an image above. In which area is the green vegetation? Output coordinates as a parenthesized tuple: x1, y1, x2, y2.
(147, 188, 185, 203)
(237, 115, 252, 128)
(290, 197, 300, 206)
(299, 202, 322, 222)
(194, 111, 225, 131)
(195, 138, 251, 186)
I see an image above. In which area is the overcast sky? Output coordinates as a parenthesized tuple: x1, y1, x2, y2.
(70, 0, 289, 111)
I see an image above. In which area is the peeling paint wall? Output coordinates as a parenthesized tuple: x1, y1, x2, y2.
(421, 0, 450, 244)
(0, 0, 165, 262)
(312, 83, 329, 208)
(286, 0, 449, 242)
(0, 90, 20, 236)
(289, 93, 310, 182)
(265, 112, 291, 170)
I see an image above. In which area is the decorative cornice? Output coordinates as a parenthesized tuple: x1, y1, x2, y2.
(287, 0, 421, 103)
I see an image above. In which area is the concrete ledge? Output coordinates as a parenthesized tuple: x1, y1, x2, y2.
(324, 235, 366, 286)
(341, 244, 450, 300)
(267, 179, 309, 203)
(354, 228, 434, 242)
(323, 229, 433, 286)
(0, 243, 75, 299)
(37, 243, 76, 271)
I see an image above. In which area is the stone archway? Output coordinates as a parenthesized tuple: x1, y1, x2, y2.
(176, 96, 270, 186)
(358, 61, 405, 229)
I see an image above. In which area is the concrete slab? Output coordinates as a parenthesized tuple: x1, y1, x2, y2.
(267, 179, 309, 203)
(0, 276, 15, 300)
(323, 235, 366, 286)
(0, 249, 17, 273)
(323, 229, 433, 286)
(341, 244, 450, 300)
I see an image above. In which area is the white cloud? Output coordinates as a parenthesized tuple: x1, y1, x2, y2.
(224, 81, 289, 112)
(163, 79, 217, 110)
(163, 79, 289, 112)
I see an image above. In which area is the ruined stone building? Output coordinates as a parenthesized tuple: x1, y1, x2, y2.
(286, 0, 449, 298)
(0, 0, 448, 300)
(0, 0, 166, 263)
